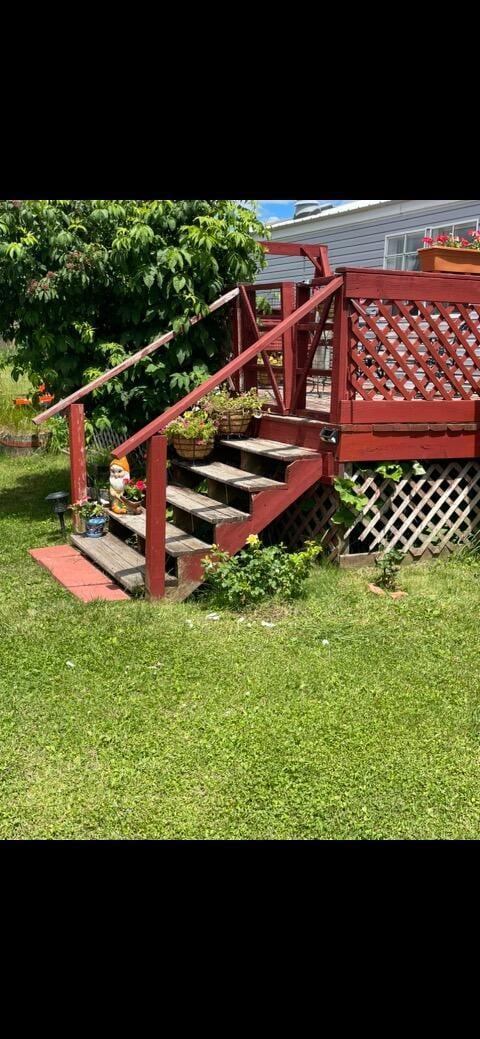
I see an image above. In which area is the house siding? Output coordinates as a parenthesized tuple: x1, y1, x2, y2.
(256, 199, 480, 283)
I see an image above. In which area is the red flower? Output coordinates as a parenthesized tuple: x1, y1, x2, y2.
(423, 236, 433, 245)
(136, 480, 146, 491)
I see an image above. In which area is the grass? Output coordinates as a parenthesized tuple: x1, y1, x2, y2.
(1, 451, 480, 840)
(0, 363, 35, 433)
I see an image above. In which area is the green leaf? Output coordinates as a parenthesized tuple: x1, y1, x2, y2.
(332, 505, 359, 528)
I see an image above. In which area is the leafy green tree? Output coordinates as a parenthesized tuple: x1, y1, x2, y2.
(0, 199, 266, 430)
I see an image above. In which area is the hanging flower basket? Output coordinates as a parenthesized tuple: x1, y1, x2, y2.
(216, 410, 251, 435)
(171, 436, 214, 460)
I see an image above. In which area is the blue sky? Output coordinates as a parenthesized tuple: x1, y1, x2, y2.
(257, 200, 351, 223)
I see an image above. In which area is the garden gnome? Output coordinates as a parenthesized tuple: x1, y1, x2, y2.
(109, 455, 130, 513)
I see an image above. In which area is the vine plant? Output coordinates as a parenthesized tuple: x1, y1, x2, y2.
(332, 461, 427, 530)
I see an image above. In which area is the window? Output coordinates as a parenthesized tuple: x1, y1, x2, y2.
(384, 219, 479, 270)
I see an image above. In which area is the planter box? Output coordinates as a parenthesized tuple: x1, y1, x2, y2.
(418, 246, 480, 274)
(0, 430, 49, 455)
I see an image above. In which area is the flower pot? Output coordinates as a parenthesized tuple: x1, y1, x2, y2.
(121, 495, 145, 515)
(418, 246, 480, 274)
(0, 430, 49, 456)
(85, 515, 108, 538)
(216, 410, 251, 435)
(171, 436, 214, 460)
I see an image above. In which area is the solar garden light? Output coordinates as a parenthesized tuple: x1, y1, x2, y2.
(45, 491, 69, 536)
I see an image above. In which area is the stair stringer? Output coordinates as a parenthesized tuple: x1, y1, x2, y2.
(176, 455, 323, 595)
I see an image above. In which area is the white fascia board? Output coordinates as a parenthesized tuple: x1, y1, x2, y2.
(268, 199, 465, 237)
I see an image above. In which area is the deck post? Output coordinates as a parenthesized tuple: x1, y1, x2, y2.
(294, 284, 311, 411)
(330, 281, 350, 423)
(145, 433, 167, 601)
(241, 287, 259, 391)
(68, 404, 87, 528)
(281, 282, 296, 412)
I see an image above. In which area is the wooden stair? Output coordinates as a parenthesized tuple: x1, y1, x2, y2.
(72, 436, 324, 601)
(71, 531, 177, 595)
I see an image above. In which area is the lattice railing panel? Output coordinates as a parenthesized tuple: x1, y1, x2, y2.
(265, 460, 480, 561)
(264, 481, 345, 558)
(348, 298, 480, 401)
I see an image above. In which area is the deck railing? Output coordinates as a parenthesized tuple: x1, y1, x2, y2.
(113, 277, 343, 597)
(338, 267, 480, 424)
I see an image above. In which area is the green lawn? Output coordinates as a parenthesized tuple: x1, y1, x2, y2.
(1, 452, 480, 840)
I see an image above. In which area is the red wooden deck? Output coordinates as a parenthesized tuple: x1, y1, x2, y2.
(34, 243, 480, 599)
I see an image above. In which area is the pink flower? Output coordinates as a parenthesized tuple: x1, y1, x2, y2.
(423, 236, 433, 245)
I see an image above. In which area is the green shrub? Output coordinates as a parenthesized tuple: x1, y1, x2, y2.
(202, 535, 322, 609)
(374, 546, 404, 590)
(44, 416, 69, 454)
(0, 200, 267, 432)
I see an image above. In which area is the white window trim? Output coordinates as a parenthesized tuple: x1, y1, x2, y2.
(384, 219, 480, 269)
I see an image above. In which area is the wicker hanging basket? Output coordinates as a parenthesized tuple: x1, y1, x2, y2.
(216, 410, 251, 435)
(171, 436, 214, 460)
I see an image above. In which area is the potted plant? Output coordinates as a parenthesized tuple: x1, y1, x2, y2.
(0, 403, 49, 455)
(418, 230, 480, 273)
(121, 478, 147, 514)
(69, 498, 108, 537)
(166, 409, 217, 461)
(202, 388, 264, 435)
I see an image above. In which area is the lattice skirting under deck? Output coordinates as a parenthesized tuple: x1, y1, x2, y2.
(265, 459, 480, 563)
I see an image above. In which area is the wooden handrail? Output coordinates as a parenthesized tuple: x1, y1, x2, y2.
(33, 287, 240, 424)
(113, 277, 343, 458)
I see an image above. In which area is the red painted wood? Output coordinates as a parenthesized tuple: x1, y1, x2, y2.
(294, 284, 310, 411)
(281, 282, 296, 412)
(338, 428, 480, 462)
(212, 456, 324, 557)
(240, 286, 284, 409)
(114, 279, 342, 458)
(259, 414, 330, 449)
(339, 268, 480, 306)
(259, 242, 331, 276)
(292, 293, 335, 412)
(349, 400, 480, 423)
(330, 284, 350, 423)
(240, 285, 261, 393)
(145, 434, 167, 601)
(231, 296, 240, 393)
(34, 287, 240, 425)
(68, 404, 87, 515)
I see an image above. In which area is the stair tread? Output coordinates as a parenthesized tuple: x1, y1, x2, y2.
(107, 509, 146, 537)
(173, 459, 285, 492)
(166, 484, 249, 523)
(107, 511, 211, 556)
(220, 437, 320, 461)
(71, 531, 176, 593)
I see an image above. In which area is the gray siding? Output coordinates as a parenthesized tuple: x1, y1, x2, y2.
(256, 200, 480, 283)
